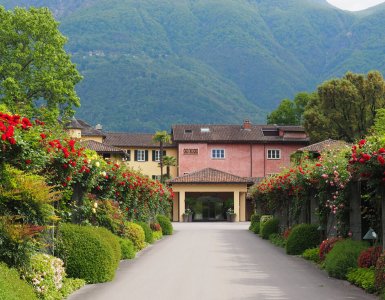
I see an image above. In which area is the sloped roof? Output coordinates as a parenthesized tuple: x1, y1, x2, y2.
(172, 124, 309, 143)
(104, 133, 176, 148)
(168, 168, 254, 184)
(80, 140, 124, 154)
(297, 139, 349, 153)
(66, 118, 105, 137)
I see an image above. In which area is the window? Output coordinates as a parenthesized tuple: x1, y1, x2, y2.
(152, 175, 161, 181)
(103, 153, 111, 160)
(267, 149, 281, 159)
(152, 150, 166, 161)
(211, 149, 225, 159)
(135, 150, 148, 162)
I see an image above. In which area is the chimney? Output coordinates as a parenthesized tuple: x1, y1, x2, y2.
(242, 119, 251, 130)
(95, 124, 103, 130)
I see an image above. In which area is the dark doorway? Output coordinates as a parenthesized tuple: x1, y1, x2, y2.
(186, 192, 233, 221)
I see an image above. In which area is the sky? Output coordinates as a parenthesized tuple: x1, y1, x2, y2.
(327, 0, 385, 11)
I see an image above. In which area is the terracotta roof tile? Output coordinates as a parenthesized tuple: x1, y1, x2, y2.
(168, 168, 254, 184)
(80, 140, 125, 154)
(172, 124, 309, 143)
(298, 139, 350, 153)
(66, 118, 106, 137)
(104, 133, 176, 148)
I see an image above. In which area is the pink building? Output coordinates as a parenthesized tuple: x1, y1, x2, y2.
(169, 121, 309, 222)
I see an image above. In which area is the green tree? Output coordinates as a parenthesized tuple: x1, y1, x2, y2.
(152, 131, 171, 182)
(162, 155, 177, 179)
(0, 6, 82, 124)
(304, 71, 385, 142)
(267, 92, 313, 125)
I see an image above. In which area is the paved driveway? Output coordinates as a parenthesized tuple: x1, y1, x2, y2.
(69, 223, 378, 300)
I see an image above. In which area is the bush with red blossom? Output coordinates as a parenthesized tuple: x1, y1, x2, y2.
(319, 237, 343, 261)
(358, 246, 382, 268)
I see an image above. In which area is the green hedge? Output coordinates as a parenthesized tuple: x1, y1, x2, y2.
(251, 222, 260, 234)
(249, 214, 260, 231)
(123, 222, 146, 251)
(119, 238, 136, 259)
(136, 221, 154, 244)
(156, 215, 173, 235)
(260, 217, 279, 239)
(57, 223, 121, 283)
(286, 224, 319, 255)
(153, 230, 163, 241)
(347, 268, 376, 293)
(269, 233, 286, 247)
(324, 239, 368, 279)
(0, 262, 37, 300)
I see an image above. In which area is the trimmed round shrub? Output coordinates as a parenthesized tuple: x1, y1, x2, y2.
(153, 230, 163, 241)
(123, 222, 146, 251)
(260, 217, 279, 239)
(150, 222, 162, 232)
(136, 221, 154, 244)
(324, 239, 368, 279)
(286, 224, 319, 255)
(269, 233, 286, 247)
(60, 278, 86, 298)
(302, 248, 321, 264)
(358, 246, 382, 268)
(319, 237, 343, 261)
(57, 223, 120, 283)
(94, 227, 121, 265)
(249, 214, 261, 231)
(156, 215, 173, 235)
(251, 222, 260, 234)
(119, 238, 136, 259)
(0, 262, 37, 300)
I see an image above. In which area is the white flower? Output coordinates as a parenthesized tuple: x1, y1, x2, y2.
(92, 208, 96, 214)
(93, 202, 98, 208)
(95, 161, 100, 167)
(100, 171, 106, 177)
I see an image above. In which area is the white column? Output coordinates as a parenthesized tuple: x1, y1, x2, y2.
(179, 191, 185, 222)
(172, 192, 179, 222)
(233, 191, 240, 222)
(240, 192, 246, 222)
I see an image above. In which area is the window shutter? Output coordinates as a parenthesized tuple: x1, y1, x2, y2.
(145, 150, 149, 161)
(134, 150, 138, 161)
(163, 150, 166, 156)
(152, 150, 156, 161)
(127, 150, 131, 161)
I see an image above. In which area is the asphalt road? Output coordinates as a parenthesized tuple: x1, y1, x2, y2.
(69, 223, 378, 300)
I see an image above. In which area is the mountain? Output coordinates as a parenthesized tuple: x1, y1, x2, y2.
(2, 0, 385, 132)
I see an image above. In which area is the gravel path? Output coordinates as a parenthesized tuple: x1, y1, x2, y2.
(69, 223, 378, 300)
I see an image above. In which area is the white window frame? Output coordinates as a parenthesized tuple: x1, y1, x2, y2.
(137, 150, 146, 162)
(211, 149, 225, 159)
(152, 175, 161, 181)
(267, 149, 281, 160)
(154, 150, 161, 162)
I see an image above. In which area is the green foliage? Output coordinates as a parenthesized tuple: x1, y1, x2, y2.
(302, 248, 321, 264)
(21, 253, 66, 300)
(0, 6, 82, 123)
(304, 71, 385, 142)
(286, 224, 320, 255)
(249, 213, 261, 232)
(152, 230, 163, 241)
(119, 238, 136, 260)
(260, 217, 279, 239)
(347, 268, 376, 293)
(156, 215, 173, 235)
(93, 226, 121, 267)
(122, 222, 146, 251)
(57, 223, 120, 283)
(269, 233, 286, 248)
(324, 240, 368, 279)
(375, 252, 385, 291)
(250, 222, 260, 234)
(136, 221, 154, 244)
(60, 278, 85, 299)
(0, 262, 37, 300)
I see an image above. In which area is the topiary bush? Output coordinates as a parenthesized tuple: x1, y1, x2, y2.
(136, 221, 154, 244)
(57, 223, 120, 283)
(122, 222, 146, 251)
(358, 246, 382, 269)
(119, 238, 136, 259)
(347, 268, 376, 293)
(286, 224, 320, 255)
(60, 278, 86, 299)
(375, 251, 385, 291)
(249, 214, 261, 231)
(251, 222, 260, 234)
(156, 215, 173, 235)
(153, 230, 163, 241)
(324, 239, 368, 279)
(0, 262, 37, 300)
(269, 233, 285, 247)
(319, 237, 343, 261)
(260, 217, 279, 239)
(302, 248, 321, 264)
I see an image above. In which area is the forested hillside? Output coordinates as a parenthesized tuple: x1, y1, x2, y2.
(3, 0, 385, 131)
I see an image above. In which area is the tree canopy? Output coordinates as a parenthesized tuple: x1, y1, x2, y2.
(267, 92, 313, 125)
(0, 6, 82, 124)
(303, 71, 385, 142)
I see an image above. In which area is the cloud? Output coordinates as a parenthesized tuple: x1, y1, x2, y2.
(327, 0, 385, 11)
